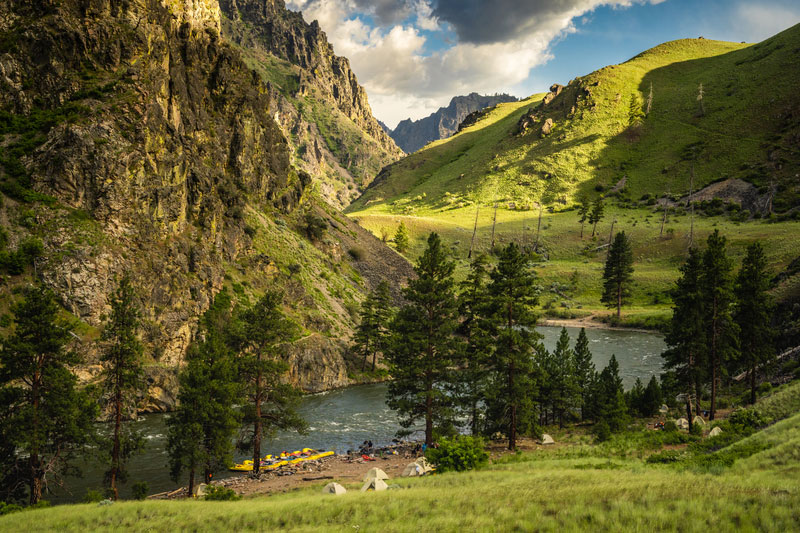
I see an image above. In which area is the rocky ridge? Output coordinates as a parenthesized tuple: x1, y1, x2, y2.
(0, 0, 412, 410)
(390, 93, 518, 153)
(218, 0, 403, 209)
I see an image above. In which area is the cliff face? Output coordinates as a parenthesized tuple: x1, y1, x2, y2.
(390, 93, 518, 153)
(0, 0, 412, 409)
(218, 0, 403, 208)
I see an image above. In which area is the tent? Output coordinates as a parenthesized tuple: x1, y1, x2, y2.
(402, 462, 423, 477)
(363, 467, 389, 482)
(195, 483, 208, 498)
(541, 434, 555, 445)
(692, 416, 706, 426)
(360, 478, 388, 492)
(675, 418, 689, 430)
(322, 482, 347, 495)
(415, 457, 434, 473)
(709, 426, 723, 437)
(659, 404, 669, 414)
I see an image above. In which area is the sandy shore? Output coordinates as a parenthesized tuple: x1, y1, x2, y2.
(539, 314, 656, 333)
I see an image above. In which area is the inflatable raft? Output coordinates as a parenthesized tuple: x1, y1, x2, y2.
(230, 449, 334, 472)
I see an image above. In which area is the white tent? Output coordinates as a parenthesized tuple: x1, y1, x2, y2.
(322, 482, 347, 495)
(363, 467, 389, 482)
(360, 478, 388, 492)
(709, 426, 723, 437)
(402, 462, 423, 477)
(541, 434, 555, 445)
(675, 418, 689, 430)
(415, 457, 434, 473)
(659, 404, 669, 414)
(692, 415, 706, 426)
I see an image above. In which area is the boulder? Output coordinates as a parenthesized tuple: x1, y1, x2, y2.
(540, 118, 554, 137)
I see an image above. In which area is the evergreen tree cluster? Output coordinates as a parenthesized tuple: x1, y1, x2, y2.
(379, 233, 648, 450)
(663, 231, 776, 425)
(0, 279, 307, 504)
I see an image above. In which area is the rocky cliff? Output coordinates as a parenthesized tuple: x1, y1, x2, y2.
(390, 93, 518, 153)
(0, 0, 412, 410)
(218, 0, 403, 209)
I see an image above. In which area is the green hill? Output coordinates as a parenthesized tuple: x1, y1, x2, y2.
(350, 25, 800, 212)
(346, 26, 800, 328)
(4, 381, 799, 532)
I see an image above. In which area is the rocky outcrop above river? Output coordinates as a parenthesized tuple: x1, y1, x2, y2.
(0, 0, 413, 410)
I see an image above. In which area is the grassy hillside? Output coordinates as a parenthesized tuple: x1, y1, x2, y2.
(5, 382, 799, 531)
(351, 25, 800, 212)
(347, 25, 800, 327)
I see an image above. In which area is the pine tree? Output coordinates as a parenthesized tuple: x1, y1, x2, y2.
(701, 230, 739, 420)
(641, 376, 663, 417)
(235, 291, 306, 475)
(596, 355, 628, 432)
(626, 377, 646, 416)
(353, 281, 393, 372)
(577, 197, 591, 239)
(601, 231, 635, 320)
(100, 275, 145, 500)
(457, 254, 490, 435)
(628, 94, 644, 128)
(386, 233, 462, 446)
(0, 285, 97, 504)
(589, 197, 604, 237)
(394, 222, 409, 253)
(483, 243, 543, 450)
(734, 242, 775, 405)
(662, 247, 706, 427)
(167, 290, 241, 494)
(573, 328, 596, 421)
(550, 328, 579, 428)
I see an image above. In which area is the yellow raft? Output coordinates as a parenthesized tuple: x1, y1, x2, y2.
(230, 450, 333, 472)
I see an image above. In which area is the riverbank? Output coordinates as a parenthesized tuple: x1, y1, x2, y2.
(538, 314, 659, 334)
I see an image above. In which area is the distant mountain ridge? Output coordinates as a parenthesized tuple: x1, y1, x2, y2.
(389, 93, 518, 153)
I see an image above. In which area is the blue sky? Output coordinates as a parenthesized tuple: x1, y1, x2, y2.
(286, 0, 800, 128)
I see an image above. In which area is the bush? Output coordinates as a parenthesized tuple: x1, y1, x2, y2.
(0, 502, 23, 515)
(662, 420, 678, 433)
(425, 436, 488, 473)
(594, 420, 611, 443)
(727, 409, 766, 434)
(203, 485, 240, 501)
(83, 489, 105, 503)
(304, 212, 327, 241)
(348, 247, 366, 261)
(646, 449, 685, 464)
(131, 481, 149, 501)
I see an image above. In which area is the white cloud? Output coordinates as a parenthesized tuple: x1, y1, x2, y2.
(729, 2, 800, 42)
(286, 0, 671, 127)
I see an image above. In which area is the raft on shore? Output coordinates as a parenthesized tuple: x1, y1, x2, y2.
(230, 449, 334, 472)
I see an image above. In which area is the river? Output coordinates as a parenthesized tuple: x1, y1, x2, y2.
(51, 326, 664, 502)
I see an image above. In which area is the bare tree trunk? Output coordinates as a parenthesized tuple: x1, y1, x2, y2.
(688, 164, 695, 248)
(660, 191, 669, 237)
(425, 378, 433, 447)
(468, 206, 479, 259)
(534, 205, 543, 251)
(188, 469, 195, 497)
(490, 202, 498, 251)
(111, 386, 122, 500)
(253, 359, 263, 475)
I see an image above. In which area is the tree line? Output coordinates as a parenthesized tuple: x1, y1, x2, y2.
(354, 232, 656, 450)
(0, 279, 306, 504)
(663, 230, 775, 428)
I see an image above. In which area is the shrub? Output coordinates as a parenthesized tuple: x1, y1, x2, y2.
(83, 489, 105, 503)
(425, 436, 488, 473)
(594, 420, 611, 442)
(348, 247, 366, 261)
(727, 409, 766, 434)
(304, 212, 327, 241)
(131, 481, 149, 501)
(0, 502, 23, 515)
(203, 485, 240, 501)
(646, 449, 685, 464)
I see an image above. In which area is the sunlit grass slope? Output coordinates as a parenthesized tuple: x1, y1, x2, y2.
(350, 24, 800, 213)
(5, 383, 799, 532)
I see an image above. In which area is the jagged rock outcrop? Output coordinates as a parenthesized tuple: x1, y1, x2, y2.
(391, 93, 518, 153)
(218, 0, 402, 208)
(0, 0, 413, 410)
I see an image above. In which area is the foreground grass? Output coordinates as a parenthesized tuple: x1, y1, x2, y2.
(4, 456, 797, 532)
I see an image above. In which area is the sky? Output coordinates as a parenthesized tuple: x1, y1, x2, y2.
(285, 0, 800, 129)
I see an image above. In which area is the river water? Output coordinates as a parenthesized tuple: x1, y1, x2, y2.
(52, 326, 664, 502)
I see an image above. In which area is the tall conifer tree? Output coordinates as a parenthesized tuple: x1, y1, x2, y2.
(701, 230, 739, 420)
(601, 231, 635, 320)
(386, 233, 461, 446)
(484, 243, 543, 450)
(735, 242, 775, 405)
(100, 275, 145, 500)
(0, 286, 96, 504)
(573, 328, 596, 421)
(663, 248, 706, 426)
